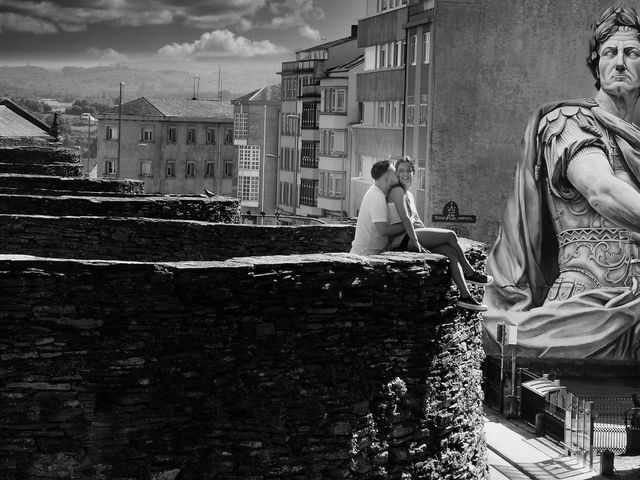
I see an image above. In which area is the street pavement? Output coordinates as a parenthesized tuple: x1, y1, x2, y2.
(484, 404, 640, 479)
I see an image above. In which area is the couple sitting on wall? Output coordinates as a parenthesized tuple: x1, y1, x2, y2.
(350, 157, 493, 311)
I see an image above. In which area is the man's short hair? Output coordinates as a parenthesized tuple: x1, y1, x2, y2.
(587, 6, 640, 89)
(371, 160, 392, 180)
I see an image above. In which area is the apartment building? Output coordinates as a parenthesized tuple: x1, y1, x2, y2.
(96, 97, 235, 196)
(277, 26, 363, 218)
(351, 0, 606, 243)
(231, 85, 281, 214)
(351, 0, 408, 217)
(318, 56, 364, 220)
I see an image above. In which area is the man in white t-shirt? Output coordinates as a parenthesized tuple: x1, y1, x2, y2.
(350, 160, 407, 255)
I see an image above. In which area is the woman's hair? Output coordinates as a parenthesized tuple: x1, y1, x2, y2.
(394, 156, 415, 173)
(587, 5, 640, 89)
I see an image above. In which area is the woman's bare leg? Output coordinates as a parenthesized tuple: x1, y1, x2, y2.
(429, 244, 474, 298)
(414, 228, 475, 275)
(406, 236, 473, 297)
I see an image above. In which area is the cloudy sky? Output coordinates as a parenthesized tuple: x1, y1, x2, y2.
(0, 0, 366, 73)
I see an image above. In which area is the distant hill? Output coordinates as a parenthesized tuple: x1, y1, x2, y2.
(0, 65, 280, 103)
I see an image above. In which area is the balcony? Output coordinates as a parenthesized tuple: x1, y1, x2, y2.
(300, 85, 321, 98)
(280, 59, 321, 74)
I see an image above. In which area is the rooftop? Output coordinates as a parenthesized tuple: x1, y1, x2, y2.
(109, 96, 234, 121)
(0, 99, 53, 139)
(232, 84, 282, 104)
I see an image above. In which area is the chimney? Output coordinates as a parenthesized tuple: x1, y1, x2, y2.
(351, 24, 358, 38)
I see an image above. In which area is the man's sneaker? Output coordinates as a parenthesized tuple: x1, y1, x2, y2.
(456, 295, 488, 312)
(465, 270, 494, 286)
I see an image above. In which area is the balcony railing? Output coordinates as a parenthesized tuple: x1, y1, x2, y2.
(301, 156, 319, 168)
(280, 60, 319, 73)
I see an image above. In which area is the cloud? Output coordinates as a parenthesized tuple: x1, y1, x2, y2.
(0, 12, 58, 34)
(0, 0, 267, 33)
(298, 24, 321, 41)
(157, 29, 288, 59)
(86, 47, 129, 62)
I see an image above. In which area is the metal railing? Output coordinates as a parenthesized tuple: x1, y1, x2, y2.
(579, 394, 634, 453)
(241, 212, 327, 226)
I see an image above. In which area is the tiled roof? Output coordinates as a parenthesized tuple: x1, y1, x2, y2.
(118, 97, 234, 121)
(0, 104, 51, 138)
(232, 84, 282, 104)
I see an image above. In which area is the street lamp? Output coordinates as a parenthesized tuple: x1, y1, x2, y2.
(263, 153, 277, 216)
(286, 113, 300, 216)
(117, 82, 124, 177)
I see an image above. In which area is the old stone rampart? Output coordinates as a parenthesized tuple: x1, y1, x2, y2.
(0, 215, 354, 261)
(0, 144, 489, 479)
(0, 252, 488, 480)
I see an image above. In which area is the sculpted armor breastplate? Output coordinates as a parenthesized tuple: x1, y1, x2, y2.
(540, 107, 640, 302)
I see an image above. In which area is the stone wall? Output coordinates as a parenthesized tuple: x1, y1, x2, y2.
(0, 174, 144, 195)
(0, 216, 355, 261)
(0, 195, 241, 223)
(0, 251, 488, 480)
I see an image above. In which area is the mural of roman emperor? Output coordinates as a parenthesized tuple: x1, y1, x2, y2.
(484, 6, 640, 360)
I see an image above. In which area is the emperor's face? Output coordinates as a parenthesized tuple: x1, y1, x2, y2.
(598, 29, 640, 96)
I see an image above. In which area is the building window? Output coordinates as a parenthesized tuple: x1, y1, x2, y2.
(187, 127, 196, 144)
(234, 113, 248, 140)
(140, 126, 154, 142)
(238, 175, 259, 204)
(321, 130, 335, 154)
(139, 160, 152, 177)
(364, 46, 376, 71)
(239, 145, 260, 170)
(320, 130, 345, 155)
(302, 103, 318, 128)
(105, 160, 116, 174)
(301, 141, 318, 168)
(280, 181, 292, 205)
(106, 126, 118, 140)
(319, 171, 344, 198)
(378, 104, 385, 125)
(166, 160, 175, 178)
(379, 45, 386, 69)
(280, 147, 295, 170)
(205, 161, 216, 177)
(206, 128, 216, 144)
(224, 128, 233, 144)
(167, 126, 177, 143)
(325, 88, 346, 113)
(300, 178, 318, 206)
(406, 96, 415, 126)
(423, 32, 431, 64)
(419, 95, 428, 126)
(416, 167, 426, 191)
(223, 160, 233, 177)
(185, 161, 195, 177)
(410, 34, 417, 65)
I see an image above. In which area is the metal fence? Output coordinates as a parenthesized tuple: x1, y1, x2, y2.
(484, 356, 637, 456)
(579, 395, 634, 453)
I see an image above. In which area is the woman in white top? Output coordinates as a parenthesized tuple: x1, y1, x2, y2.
(387, 157, 493, 311)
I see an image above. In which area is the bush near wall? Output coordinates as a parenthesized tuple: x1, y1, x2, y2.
(0, 251, 488, 480)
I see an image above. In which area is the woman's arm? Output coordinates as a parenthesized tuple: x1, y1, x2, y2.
(388, 186, 425, 251)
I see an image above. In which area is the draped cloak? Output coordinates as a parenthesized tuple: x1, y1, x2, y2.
(484, 99, 640, 360)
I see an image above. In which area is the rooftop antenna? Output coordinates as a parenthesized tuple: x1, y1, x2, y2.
(192, 75, 200, 100)
(217, 66, 222, 101)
